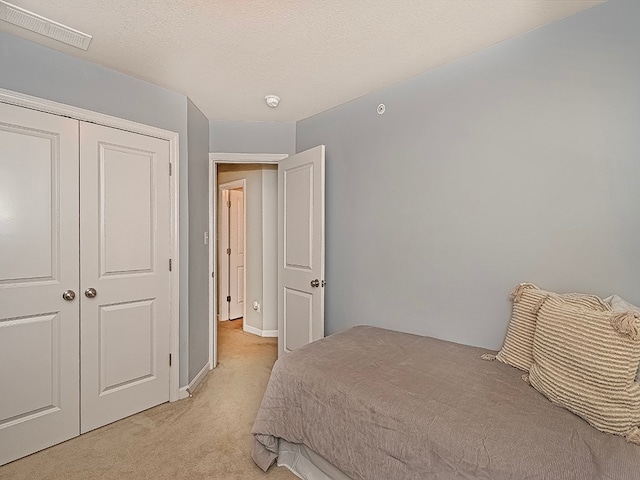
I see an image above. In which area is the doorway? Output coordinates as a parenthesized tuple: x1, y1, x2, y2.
(211, 159, 282, 367)
(208, 148, 326, 369)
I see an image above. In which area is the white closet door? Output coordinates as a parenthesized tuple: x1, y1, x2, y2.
(0, 103, 80, 465)
(79, 123, 171, 433)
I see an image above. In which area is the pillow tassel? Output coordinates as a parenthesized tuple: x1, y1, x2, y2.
(625, 427, 640, 445)
(481, 353, 496, 361)
(610, 312, 640, 341)
(510, 283, 536, 302)
(521, 374, 530, 384)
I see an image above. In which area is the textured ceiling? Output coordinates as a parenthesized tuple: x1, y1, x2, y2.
(0, 1, 603, 121)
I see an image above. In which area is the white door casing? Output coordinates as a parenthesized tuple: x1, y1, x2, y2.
(228, 188, 244, 320)
(0, 103, 80, 465)
(79, 122, 171, 433)
(278, 145, 326, 358)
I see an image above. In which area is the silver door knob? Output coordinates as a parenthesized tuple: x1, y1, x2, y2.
(62, 290, 76, 301)
(84, 287, 97, 298)
(310, 279, 320, 288)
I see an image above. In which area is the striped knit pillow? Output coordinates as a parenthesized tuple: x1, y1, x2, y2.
(529, 295, 640, 444)
(605, 295, 640, 383)
(495, 283, 610, 371)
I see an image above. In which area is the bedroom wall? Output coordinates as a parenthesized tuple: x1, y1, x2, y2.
(0, 31, 194, 386)
(210, 120, 295, 155)
(296, 0, 640, 349)
(187, 99, 211, 383)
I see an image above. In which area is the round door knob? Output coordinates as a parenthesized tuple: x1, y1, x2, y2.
(84, 287, 97, 298)
(310, 279, 320, 288)
(62, 290, 76, 301)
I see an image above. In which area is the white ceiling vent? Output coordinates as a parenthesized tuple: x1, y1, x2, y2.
(0, 1, 92, 50)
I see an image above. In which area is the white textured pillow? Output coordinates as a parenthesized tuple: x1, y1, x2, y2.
(529, 295, 640, 444)
(605, 294, 640, 314)
(605, 295, 640, 383)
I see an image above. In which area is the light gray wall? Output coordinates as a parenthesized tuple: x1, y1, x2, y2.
(296, 0, 640, 349)
(187, 99, 210, 383)
(0, 31, 192, 386)
(210, 120, 295, 154)
(262, 168, 278, 332)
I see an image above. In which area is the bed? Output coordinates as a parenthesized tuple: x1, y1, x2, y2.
(252, 326, 640, 479)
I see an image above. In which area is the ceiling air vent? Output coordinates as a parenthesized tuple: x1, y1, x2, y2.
(0, 1, 92, 50)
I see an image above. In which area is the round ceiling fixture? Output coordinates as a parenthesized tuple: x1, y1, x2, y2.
(265, 95, 280, 108)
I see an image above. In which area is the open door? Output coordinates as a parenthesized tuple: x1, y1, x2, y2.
(278, 145, 325, 357)
(219, 184, 245, 321)
(228, 188, 245, 320)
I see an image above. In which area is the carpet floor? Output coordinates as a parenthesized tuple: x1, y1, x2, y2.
(0, 319, 296, 480)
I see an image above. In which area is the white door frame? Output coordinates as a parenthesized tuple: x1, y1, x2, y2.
(218, 179, 246, 323)
(208, 153, 288, 368)
(0, 88, 182, 403)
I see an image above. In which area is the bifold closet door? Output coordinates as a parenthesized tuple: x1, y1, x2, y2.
(0, 103, 80, 465)
(79, 122, 171, 433)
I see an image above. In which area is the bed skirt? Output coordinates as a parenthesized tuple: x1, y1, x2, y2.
(276, 439, 352, 480)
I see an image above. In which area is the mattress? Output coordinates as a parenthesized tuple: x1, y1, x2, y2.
(252, 326, 640, 479)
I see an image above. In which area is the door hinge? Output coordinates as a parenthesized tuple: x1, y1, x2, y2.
(227, 248, 231, 255)
(169, 353, 172, 367)
(226, 295, 231, 302)
(212, 271, 215, 278)
(169, 259, 172, 271)
(169, 163, 172, 176)
(227, 200, 231, 208)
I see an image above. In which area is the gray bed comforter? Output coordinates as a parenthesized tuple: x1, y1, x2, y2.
(252, 326, 640, 479)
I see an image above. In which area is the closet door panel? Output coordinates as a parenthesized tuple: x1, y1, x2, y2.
(100, 147, 154, 275)
(0, 103, 80, 466)
(80, 122, 170, 433)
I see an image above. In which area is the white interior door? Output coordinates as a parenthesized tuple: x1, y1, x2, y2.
(79, 122, 171, 433)
(229, 188, 244, 320)
(218, 189, 230, 321)
(0, 103, 80, 465)
(278, 145, 325, 357)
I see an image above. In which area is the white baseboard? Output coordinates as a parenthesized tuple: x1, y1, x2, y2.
(243, 323, 263, 337)
(178, 387, 190, 400)
(178, 361, 211, 399)
(243, 323, 278, 338)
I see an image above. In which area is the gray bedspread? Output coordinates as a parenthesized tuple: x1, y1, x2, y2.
(252, 326, 640, 479)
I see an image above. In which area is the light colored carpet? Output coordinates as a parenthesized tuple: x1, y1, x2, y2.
(0, 319, 296, 480)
